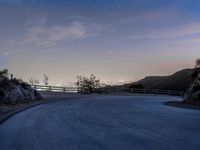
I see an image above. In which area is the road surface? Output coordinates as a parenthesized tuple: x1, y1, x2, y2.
(0, 95, 200, 150)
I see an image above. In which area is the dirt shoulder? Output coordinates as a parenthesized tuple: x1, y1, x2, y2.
(0, 91, 87, 124)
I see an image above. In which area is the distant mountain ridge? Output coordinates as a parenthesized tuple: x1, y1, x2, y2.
(130, 68, 193, 91)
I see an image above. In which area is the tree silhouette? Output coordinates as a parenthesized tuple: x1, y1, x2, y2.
(29, 78, 40, 85)
(76, 74, 100, 93)
(43, 74, 49, 86)
(0, 69, 8, 78)
(195, 58, 200, 68)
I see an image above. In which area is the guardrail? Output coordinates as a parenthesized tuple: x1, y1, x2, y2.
(95, 88, 185, 96)
(130, 88, 184, 96)
(32, 85, 185, 96)
(31, 85, 78, 93)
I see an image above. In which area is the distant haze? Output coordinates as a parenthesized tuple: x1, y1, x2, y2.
(0, 0, 199, 85)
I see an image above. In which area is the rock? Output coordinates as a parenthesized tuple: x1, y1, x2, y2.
(2, 85, 41, 104)
(20, 86, 36, 100)
(184, 71, 200, 104)
(4, 86, 23, 104)
(0, 79, 42, 104)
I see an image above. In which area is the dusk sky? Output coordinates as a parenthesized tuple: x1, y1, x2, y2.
(0, 0, 200, 85)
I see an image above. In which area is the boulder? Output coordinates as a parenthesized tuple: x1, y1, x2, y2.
(184, 72, 200, 104)
(0, 79, 42, 104)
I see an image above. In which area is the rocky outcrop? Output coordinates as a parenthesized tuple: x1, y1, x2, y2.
(184, 68, 200, 105)
(0, 78, 42, 104)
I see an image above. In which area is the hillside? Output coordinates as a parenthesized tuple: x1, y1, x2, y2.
(0, 69, 42, 104)
(129, 69, 193, 91)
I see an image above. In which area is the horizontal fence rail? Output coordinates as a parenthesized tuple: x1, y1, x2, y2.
(32, 85, 185, 96)
(31, 85, 78, 93)
(130, 88, 184, 96)
(95, 88, 185, 96)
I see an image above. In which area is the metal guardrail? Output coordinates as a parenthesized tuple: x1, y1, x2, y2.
(32, 85, 185, 96)
(130, 88, 184, 96)
(95, 88, 185, 96)
(31, 85, 78, 93)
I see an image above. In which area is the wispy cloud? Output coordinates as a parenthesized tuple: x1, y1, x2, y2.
(0, 0, 37, 4)
(180, 37, 200, 44)
(0, 0, 23, 4)
(123, 22, 200, 40)
(18, 16, 105, 48)
(19, 21, 88, 48)
(116, 10, 175, 25)
(25, 17, 48, 27)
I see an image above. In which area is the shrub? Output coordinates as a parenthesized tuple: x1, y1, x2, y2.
(0, 69, 8, 78)
(75, 74, 100, 93)
(195, 58, 200, 68)
(28, 78, 40, 85)
(0, 77, 11, 90)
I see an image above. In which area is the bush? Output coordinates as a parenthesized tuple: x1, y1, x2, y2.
(0, 69, 8, 79)
(0, 69, 42, 104)
(75, 74, 100, 93)
(195, 58, 200, 68)
(0, 77, 12, 90)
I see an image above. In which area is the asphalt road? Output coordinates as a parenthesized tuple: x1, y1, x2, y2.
(0, 95, 200, 150)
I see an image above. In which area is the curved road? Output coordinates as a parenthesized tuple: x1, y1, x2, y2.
(0, 96, 200, 150)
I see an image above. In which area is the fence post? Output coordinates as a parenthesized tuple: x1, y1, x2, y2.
(168, 90, 171, 95)
(131, 88, 133, 93)
(143, 89, 146, 94)
(156, 89, 158, 94)
(34, 85, 37, 90)
(49, 86, 51, 91)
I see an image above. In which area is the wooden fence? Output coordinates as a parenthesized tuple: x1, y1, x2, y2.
(129, 88, 184, 96)
(31, 85, 78, 93)
(32, 85, 185, 96)
(95, 87, 185, 96)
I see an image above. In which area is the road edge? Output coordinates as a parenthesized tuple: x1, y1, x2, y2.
(0, 95, 87, 125)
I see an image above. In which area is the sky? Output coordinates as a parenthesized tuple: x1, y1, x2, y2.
(0, 0, 200, 85)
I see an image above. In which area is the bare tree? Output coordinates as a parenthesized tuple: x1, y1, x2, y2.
(29, 78, 40, 85)
(43, 74, 49, 86)
(75, 74, 100, 93)
(195, 58, 200, 68)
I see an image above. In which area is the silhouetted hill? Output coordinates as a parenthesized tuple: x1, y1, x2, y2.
(133, 69, 193, 91)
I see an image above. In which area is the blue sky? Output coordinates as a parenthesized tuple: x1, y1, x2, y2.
(0, 0, 200, 85)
